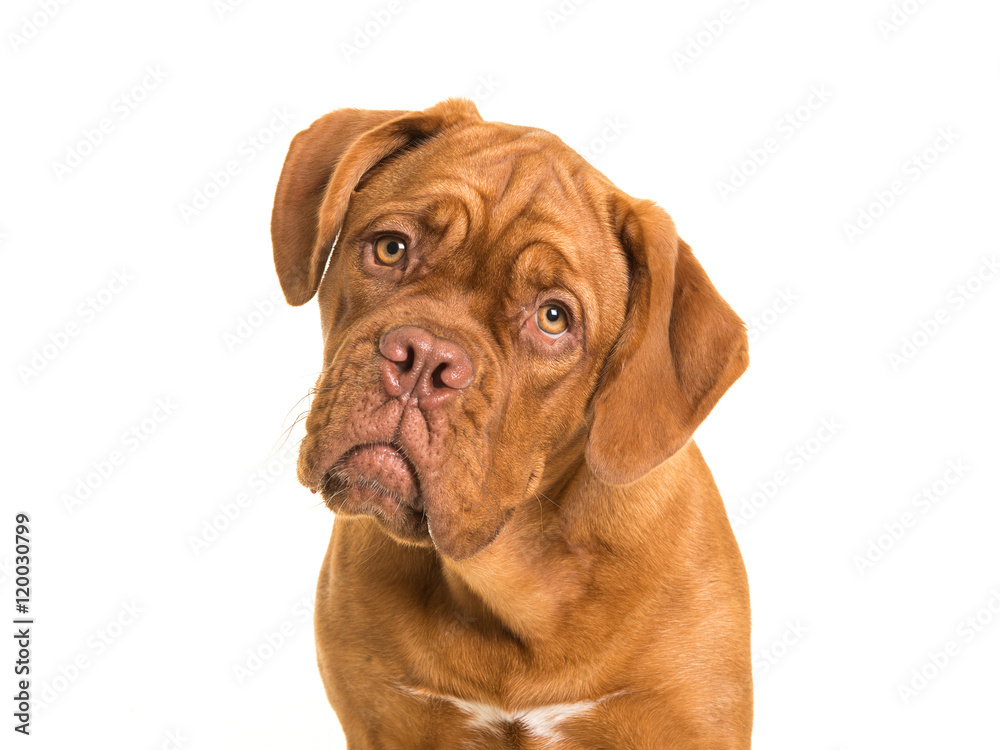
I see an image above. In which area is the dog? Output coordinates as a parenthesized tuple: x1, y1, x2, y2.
(271, 98, 752, 749)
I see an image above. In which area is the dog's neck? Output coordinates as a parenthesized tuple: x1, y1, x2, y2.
(437, 441, 708, 645)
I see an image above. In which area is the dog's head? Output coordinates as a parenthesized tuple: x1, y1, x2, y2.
(272, 99, 747, 561)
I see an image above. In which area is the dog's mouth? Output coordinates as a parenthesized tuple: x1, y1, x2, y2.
(318, 442, 428, 537)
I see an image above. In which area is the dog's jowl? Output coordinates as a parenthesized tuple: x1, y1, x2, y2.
(271, 98, 752, 749)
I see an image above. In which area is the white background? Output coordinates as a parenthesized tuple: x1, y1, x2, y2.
(3, 0, 999, 748)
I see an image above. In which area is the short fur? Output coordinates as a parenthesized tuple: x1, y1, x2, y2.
(271, 98, 752, 749)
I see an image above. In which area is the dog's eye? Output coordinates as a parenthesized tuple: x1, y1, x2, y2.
(536, 304, 569, 338)
(374, 235, 407, 265)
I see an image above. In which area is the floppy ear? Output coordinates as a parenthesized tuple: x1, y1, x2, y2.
(271, 98, 482, 306)
(585, 198, 749, 485)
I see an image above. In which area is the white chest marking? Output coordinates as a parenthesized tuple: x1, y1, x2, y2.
(400, 685, 617, 743)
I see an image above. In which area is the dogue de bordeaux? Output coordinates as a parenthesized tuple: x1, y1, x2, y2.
(271, 98, 752, 749)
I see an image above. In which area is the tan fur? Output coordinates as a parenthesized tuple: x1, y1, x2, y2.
(272, 98, 752, 748)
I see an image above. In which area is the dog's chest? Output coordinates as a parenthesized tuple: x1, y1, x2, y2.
(403, 685, 613, 747)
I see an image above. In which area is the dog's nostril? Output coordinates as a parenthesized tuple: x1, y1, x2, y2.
(431, 363, 447, 389)
(398, 346, 415, 373)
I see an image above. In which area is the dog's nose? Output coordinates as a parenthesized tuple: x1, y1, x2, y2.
(378, 326, 474, 409)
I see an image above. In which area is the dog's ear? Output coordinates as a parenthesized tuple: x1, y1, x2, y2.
(271, 98, 482, 306)
(585, 197, 748, 485)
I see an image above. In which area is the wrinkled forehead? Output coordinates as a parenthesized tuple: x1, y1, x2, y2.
(361, 120, 620, 273)
(409, 122, 594, 217)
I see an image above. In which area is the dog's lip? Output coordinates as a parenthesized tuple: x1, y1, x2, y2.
(322, 441, 423, 509)
(340, 441, 417, 473)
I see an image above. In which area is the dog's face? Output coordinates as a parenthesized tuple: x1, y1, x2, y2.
(272, 100, 748, 561)
(302, 123, 631, 560)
